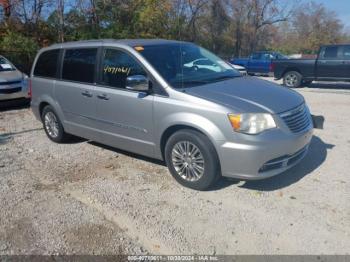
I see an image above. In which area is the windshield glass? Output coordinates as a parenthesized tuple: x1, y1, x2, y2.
(138, 43, 241, 88)
(0, 57, 15, 72)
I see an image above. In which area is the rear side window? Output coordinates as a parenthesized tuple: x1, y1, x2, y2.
(341, 46, 350, 60)
(34, 49, 60, 78)
(62, 48, 97, 83)
(100, 49, 146, 89)
(320, 46, 339, 59)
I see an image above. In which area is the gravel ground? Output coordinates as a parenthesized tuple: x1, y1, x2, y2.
(0, 78, 349, 255)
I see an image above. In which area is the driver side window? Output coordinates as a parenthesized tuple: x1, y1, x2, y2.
(100, 49, 147, 89)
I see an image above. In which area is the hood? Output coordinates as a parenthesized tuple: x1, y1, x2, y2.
(0, 70, 23, 83)
(184, 77, 304, 114)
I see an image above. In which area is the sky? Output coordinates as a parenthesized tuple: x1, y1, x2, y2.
(304, 0, 350, 31)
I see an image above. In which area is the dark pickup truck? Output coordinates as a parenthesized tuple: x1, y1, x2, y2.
(274, 44, 350, 88)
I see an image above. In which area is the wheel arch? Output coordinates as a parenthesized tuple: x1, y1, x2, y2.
(39, 101, 50, 118)
(37, 96, 65, 126)
(160, 125, 202, 159)
(282, 68, 303, 78)
(159, 119, 224, 162)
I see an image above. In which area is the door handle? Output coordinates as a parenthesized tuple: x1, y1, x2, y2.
(97, 94, 110, 100)
(81, 90, 93, 97)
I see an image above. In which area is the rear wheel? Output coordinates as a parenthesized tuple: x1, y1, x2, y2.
(164, 129, 220, 190)
(283, 71, 302, 88)
(41, 105, 70, 143)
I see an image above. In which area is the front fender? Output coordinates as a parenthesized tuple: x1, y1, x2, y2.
(155, 112, 226, 159)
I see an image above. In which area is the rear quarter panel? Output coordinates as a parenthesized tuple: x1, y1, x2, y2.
(273, 59, 316, 79)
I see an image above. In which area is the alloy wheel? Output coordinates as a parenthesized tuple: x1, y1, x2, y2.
(171, 141, 205, 182)
(285, 73, 298, 87)
(44, 112, 59, 138)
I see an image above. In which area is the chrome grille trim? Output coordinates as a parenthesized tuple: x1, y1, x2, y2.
(0, 87, 21, 94)
(280, 104, 311, 133)
(0, 80, 21, 85)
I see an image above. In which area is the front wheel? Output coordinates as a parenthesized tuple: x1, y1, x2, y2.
(283, 71, 302, 88)
(164, 129, 220, 190)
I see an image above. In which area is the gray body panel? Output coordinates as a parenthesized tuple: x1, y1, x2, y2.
(93, 85, 155, 156)
(184, 76, 304, 114)
(30, 39, 313, 179)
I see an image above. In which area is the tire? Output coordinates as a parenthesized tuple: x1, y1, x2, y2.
(283, 71, 302, 88)
(164, 129, 220, 190)
(41, 105, 70, 143)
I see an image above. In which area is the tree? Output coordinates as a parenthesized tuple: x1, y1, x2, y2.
(133, 0, 173, 38)
(0, 30, 39, 73)
(1, 0, 350, 62)
(206, 0, 229, 54)
(292, 2, 345, 53)
(0, 0, 12, 25)
(226, 0, 296, 56)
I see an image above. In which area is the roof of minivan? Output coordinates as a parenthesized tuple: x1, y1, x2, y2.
(49, 39, 185, 49)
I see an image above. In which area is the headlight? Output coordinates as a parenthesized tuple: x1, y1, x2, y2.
(228, 113, 276, 134)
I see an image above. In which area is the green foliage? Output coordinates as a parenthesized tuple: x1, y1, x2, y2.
(0, 0, 349, 62)
(132, 0, 172, 38)
(0, 31, 38, 54)
(0, 31, 39, 73)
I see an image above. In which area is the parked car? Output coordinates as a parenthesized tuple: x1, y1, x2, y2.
(184, 58, 247, 76)
(0, 55, 30, 101)
(31, 39, 314, 190)
(184, 58, 221, 72)
(274, 44, 350, 88)
(231, 51, 288, 76)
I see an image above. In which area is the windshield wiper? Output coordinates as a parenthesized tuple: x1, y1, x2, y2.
(172, 79, 210, 88)
(208, 75, 239, 82)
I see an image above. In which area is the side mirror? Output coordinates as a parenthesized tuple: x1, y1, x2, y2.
(126, 75, 149, 92)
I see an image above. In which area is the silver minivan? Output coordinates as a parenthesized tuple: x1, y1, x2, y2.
(31, 39, 314, 190)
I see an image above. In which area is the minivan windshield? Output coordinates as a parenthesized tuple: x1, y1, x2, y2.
(0, 57, 15, 72)
(138, 43, 241, 88)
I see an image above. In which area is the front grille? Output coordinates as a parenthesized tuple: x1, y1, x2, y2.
(259, 145, 309, 173)
(280, 104, 311, 133)
(0, 80, 21, 85)
(0, 87, 21, 94)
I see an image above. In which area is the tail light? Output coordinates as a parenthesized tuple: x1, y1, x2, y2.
(28, 79, 32, 98)
(270, 62, 275, 72)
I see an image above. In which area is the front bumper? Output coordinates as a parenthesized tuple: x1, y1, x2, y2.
(218, 127, 313, 180)
(0, 81, 29, 101)
(239, 70, 248, 76)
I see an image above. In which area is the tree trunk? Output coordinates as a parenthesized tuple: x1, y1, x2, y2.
(57, 0, 65, 42)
